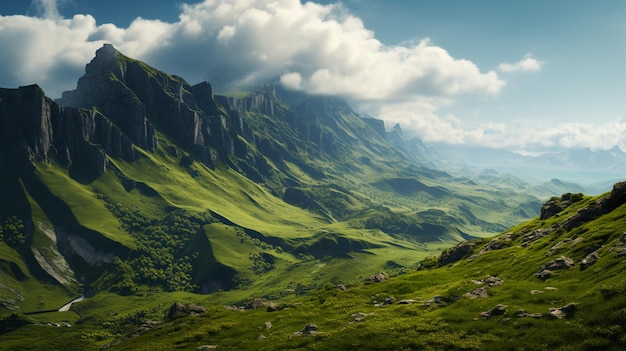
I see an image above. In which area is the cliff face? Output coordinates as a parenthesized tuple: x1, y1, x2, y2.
(57, 44, 251, 169)
(0, 84, 139, 176)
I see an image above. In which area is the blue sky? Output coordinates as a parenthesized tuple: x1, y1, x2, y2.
(1, 0, 626, 153)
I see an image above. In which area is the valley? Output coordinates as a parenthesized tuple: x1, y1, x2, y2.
(0, 45, 624, 350)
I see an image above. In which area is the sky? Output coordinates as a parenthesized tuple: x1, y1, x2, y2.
(1, 0, 626, 154)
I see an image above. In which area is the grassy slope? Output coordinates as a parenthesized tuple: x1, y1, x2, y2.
(3, 188, 624, 350)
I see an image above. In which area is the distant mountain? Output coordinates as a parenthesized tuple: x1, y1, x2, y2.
(0, 45, 541, 308)
(407, 142, 626, 193)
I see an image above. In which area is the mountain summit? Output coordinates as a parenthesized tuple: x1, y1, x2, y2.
(0, 45, 541, 304)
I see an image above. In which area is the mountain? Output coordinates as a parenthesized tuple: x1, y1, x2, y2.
(0, 45, 545, 315)
(2, 181, 625, 350)
(417, 143, 626, 191)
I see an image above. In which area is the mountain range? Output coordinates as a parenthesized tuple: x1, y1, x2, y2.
(1, 45, 624, 350)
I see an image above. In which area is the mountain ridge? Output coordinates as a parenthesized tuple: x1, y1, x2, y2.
(1, 44, 542, 306)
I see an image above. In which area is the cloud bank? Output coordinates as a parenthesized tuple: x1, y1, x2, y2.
(1, 0, 617, 153)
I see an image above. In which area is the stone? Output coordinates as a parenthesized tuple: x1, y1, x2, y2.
(167, 302, 207, 320)
(580, 251, 599, 270)
(546, 303, 577, 319)
(265, 321, 272, 330)
(535, 256, 574, 280)
(438, 241, 477, 265)
(466, 287, 489, 299)
(196, 346, 217, 351)
(425, 295, 445, 307)
(368, 272, 388, 283)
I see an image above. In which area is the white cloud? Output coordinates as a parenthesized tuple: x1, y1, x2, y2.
(0, 0, 504, 100)
(1, 0, 614, 153)
(375, 101, 626, 152)
(498, 53, 544, 73)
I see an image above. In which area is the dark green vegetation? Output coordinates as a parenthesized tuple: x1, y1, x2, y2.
(0, 45, 597, 349)
(2, 185, 626, 350)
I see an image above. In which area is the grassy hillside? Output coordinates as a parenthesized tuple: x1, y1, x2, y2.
(2, 184, 625, 350)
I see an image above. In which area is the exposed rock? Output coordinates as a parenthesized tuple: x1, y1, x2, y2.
(516, 309, 543, 319)
(292, 323, 319, 337)
(545, 303, 577, 319)
(425, 295, 445, 307)
(196, 346, 217, 351)
(398, 299, 417, 305)
(529, 290, 544, 295)
(438, 241, 477, 266)
(563, 182, 626, 230)
(351, 312, 373, 322)
(335, 284, 347, 291)
(535, 256, 575, 280)
(466, 287, 489, 299)
(368, 272, 388, 283)
(483, 276, 504, 287)
(167, 302, 207, 320)
(540, 193, 581, 220)
(264, 321, 272, 330)
(580, 251, 600, 270)
(245, 298, 278, 311)
(371, 294, 395, 307)
(520, 226, 557, 247)
(548, 237, 583, 254)
(479, 304, 508, 319)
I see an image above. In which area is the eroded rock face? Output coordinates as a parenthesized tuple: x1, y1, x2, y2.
(0, 84, 138, 176)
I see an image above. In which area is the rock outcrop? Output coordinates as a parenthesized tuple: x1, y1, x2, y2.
(0, 84, 137, 176)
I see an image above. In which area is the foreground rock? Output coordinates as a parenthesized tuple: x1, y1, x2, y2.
(535, 256, 575, 280)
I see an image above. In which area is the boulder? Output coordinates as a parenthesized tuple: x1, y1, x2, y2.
(438, 241, 477, 266)
(580, 251, 599, 270)
(535, 256, 574, 280)
(545, 303, 577, 319)
(292, 323, 319, 337)
(167, 302, 207, 320)
(479, 304, 507, 319)
(368, 272, 388, 283)
(466, 287, 489, 299)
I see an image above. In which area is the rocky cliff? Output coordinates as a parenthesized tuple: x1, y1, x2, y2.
(0, 84, 137, 176)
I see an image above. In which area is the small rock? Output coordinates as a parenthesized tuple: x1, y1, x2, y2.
(535, 256, 574, 280)
(489, 304, 508, 316)
(529, 290, 544, 295)
(336, 284, 347, 291)
(546, 303, 577, 319)
(368, 272, 388, 283)
(466, 287, 489, 299)
(168, 302, 207, 320)
(580, 251, 599, 270)
(258, 334, 267, 340)
(425, 295, 445, 307)
(398, 299, 416, 305)
(196, 345, 217, 351)
(352, 312, 372, 322)
(265, 321, 272, 330)
(302, 323, 319, 335)
(383, 296, 395, 305)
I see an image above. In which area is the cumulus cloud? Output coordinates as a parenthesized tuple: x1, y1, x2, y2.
(498, 53, 544, 73)
(0, 0, 614, 153)
(0, 0, 504, 100)
(374, 101, 626, 152)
